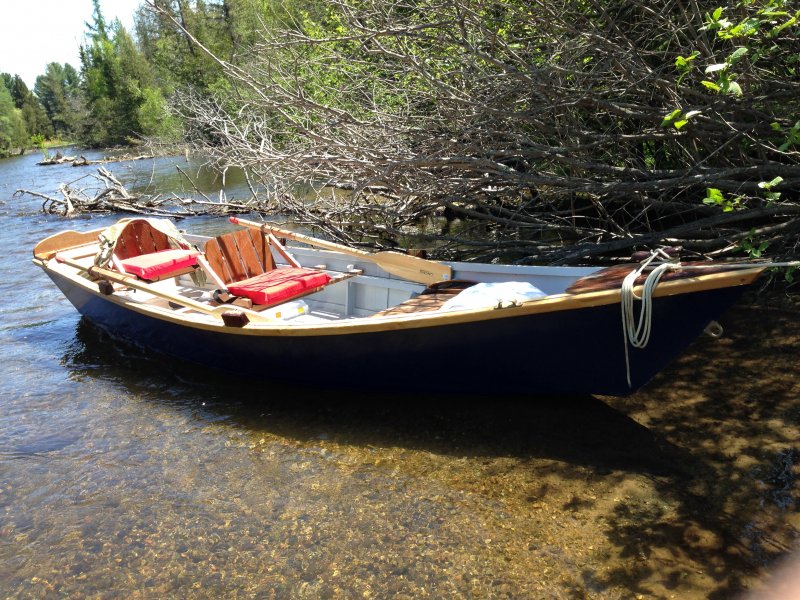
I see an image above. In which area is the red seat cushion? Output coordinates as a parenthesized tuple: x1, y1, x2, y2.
(227, 268, 331, 305)
(120, 249, 200, 280)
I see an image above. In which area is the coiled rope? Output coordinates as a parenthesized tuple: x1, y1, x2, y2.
(620, 249, 680, 388)
(619, 254, 799, 388)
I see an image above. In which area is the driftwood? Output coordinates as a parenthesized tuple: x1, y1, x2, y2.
(37, 153, 154, 167)
(70, 154, 153, 167)
(37, 154, 77, 166)
(14, 167, 262, 218)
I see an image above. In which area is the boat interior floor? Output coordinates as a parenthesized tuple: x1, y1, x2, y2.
(371, 280, 477, 317)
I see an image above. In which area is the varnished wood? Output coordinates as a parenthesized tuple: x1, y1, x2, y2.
(230, 217, 453, 285)
(33, 228, 104, 260)
(233, 229, 270, 279)
(204, 229, 276, 286)
(204, 237, 234, 283)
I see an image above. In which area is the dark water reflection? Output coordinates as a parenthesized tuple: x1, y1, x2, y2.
(1, 150, 798, 599)
(64, 320, 689, 476)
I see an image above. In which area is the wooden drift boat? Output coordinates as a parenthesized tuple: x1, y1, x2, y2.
(33, 217, 766, 396)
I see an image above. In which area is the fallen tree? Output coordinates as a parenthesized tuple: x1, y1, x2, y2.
(38, 153, 155, 167)
(15, 167, 261, 218)
(148, 0, 799, 264)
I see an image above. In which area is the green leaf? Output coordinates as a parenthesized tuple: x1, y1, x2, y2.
(661, 108, 682, 127)
(771, 122, 783, 131)
(706, 188, 725, 203)
(713, 7, 723, 20)
(771, 15, 797, 35)
(725, 81, 743, 96)
(675, 51, 700, 70)
(674, 120, 689, 129)
(729, 47, 749, 64)
(729, 17, 761, 37)
(758, 176, 784, 189)
(701, 80, 721, 92)
(705, 63, 728, 73)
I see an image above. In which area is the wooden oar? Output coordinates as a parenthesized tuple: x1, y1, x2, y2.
(55, 255, 272, 325)
(229, 217, 452, 286)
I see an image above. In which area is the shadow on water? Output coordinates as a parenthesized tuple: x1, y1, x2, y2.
(54, 296, 800, 599)
(599, 293, 800, 599)
(63, 318, 688, 477)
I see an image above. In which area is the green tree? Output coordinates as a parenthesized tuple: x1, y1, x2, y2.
(34, 63, 83, 137)
(1, 74, 54, 139)
(81, 0, 173, 145)
(0, 83, 28, 155)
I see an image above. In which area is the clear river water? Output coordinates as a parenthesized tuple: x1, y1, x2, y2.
(0, 149, 798, 599)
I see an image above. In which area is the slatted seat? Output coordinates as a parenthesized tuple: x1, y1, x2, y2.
(120, 248, 200, 280)
(111, 219, 199, 281)
(203, 228, 331, 308)
(371, 280, 477, 317)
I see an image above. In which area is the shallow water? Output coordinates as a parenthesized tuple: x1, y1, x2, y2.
(0, 151, 798, 598)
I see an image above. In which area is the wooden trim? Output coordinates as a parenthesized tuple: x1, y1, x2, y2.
(33, 228, 104, 260)
(38, 257, 764, 338)
(267, 233, 302, 268)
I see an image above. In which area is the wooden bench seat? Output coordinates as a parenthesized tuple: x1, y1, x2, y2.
(203, 228, 332, 309)
(109, 219, 200, 282)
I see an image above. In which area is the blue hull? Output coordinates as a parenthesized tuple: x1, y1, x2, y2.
(47, 270, 748, 396)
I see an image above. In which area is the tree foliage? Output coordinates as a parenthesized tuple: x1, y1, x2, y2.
(33, 63, 82, 138)
(152, 0, 800, 264)
(1, 73, 54, 145)
(0, 83, 28, 155)
(79, 0, 175, 146)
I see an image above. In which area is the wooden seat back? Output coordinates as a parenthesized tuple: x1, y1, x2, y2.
(204, 229, 275, 285)
(113, 220, 172, 259)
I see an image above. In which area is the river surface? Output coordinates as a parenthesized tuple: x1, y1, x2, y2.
(0, 150, 798, 599)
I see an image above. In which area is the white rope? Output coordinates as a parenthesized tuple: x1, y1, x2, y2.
(620, 249, 680, 388)
(618, 255, 799, 388)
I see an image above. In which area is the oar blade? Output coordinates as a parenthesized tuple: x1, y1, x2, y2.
(374, 251, 452, 285)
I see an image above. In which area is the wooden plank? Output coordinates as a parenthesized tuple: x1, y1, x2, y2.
(232, 229, 267, 279)
(218, 233, 249, 282)
(252, 229, 275, 272)
(136, 220, 170, 254)
(204, 238, 234, 284)
(114, 226, 137, 259)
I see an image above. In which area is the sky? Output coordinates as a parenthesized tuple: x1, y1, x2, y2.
(0, 0, 144, 88)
